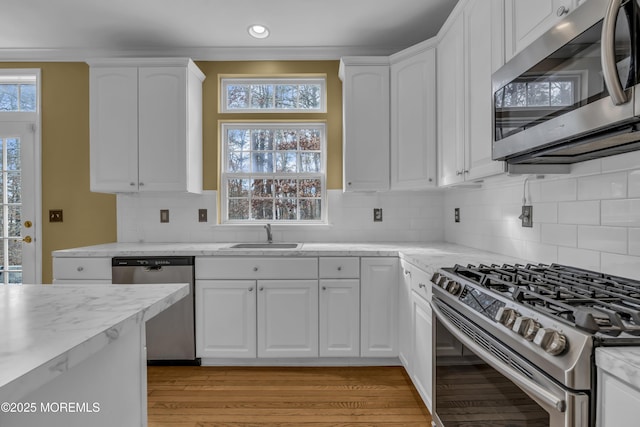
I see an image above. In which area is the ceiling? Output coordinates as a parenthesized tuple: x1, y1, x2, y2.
(0, 0, 458, 61)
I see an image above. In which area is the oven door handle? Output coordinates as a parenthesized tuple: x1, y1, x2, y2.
(431, 300, 567, 413)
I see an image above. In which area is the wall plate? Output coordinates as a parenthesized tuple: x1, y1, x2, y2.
(520, 205, 533, 228)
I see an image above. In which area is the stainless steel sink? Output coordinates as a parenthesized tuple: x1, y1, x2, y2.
(227, 243, 301, 249)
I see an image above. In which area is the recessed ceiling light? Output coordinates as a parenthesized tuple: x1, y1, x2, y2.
(248, 24, 270, 39)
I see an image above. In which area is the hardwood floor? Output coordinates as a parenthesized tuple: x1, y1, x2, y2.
(147, 366, 432, 426)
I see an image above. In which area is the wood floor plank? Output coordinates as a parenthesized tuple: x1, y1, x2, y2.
(147, 366, 432, 426)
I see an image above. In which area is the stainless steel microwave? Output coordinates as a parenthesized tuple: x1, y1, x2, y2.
(492, 0, 640, 168)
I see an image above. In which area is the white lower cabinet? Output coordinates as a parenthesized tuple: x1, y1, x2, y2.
(258, 280, 319, 358)
(196, 280, 256, 358)
(196, 279, 319, 359)
(361, 257, 399, 357)
(319, 279, 360, 357)
(411, 292, 434, 413)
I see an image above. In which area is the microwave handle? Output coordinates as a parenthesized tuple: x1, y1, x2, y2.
(602, 0, 628, 105)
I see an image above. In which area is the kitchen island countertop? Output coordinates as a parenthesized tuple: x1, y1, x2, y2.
(0, 283, 188, 405)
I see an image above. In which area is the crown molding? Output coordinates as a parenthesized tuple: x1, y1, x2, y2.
(0, 45, 409, 62)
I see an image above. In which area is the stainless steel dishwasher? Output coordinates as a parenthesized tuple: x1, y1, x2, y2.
(112, 256, 199, 365)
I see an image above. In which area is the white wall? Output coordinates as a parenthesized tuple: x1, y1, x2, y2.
(444, 151, 640, 280)
(117, 189, 445, 244)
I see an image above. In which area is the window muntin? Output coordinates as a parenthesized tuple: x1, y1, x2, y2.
(221, 123, 325, 223)
(221, 77, 326, 113)
(0, 76, 36, 112)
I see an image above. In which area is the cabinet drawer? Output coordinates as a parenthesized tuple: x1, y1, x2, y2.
(53, 257, 112, 281)
(196, 257, 318, 279)
(410, 264, 431, 301)
(319, 257, 359, 278)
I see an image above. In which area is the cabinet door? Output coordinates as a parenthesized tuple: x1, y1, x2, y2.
(196, 280, 257, 358)
(361, 258, 399, 357)
(390, 48, 436, 190)
(412, 293, 433, 413)
(437, 14, 466, 187)
(319, 279, 360, 357)
(398, 262, 413, 369)
(257, 280, 319, 358)
(342, 64, 390, 192)
(505, 0, 575, 61)
(465, 0, 506, 181)
(138, 67, 188, 192)
(89, 67, 139, 192)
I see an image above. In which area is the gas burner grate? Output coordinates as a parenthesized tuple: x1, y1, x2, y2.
(451, 263, 640, 336)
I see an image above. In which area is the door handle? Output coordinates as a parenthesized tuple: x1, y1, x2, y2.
(23, 236, 32, 244)
(24, 221, 32, 228)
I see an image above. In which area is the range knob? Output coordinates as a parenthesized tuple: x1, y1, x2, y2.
(495, 307, 519, 328)
(430, 272, 441, 284)
(512, 317, 541, 341)
(534, 328, 567, 356)
(445, 280, 462, 295)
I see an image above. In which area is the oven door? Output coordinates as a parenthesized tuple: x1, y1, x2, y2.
(431, 296, 590, 427)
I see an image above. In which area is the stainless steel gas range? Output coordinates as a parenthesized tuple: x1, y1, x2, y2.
(429, 263, 640, 427)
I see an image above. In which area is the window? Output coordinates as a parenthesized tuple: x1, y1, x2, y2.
(221, 123, 325, 223)
(221, 77, 326, 113)
(0, 76, 36, 112)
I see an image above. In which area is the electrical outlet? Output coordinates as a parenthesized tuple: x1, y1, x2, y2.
(520, 205, 533, 228)
(373, 208, 383, 222)
(160, 209, 170, 223)
(49, 209, 63, 222)
(198, 209, 208, 222)
(454, 208, 460, 223)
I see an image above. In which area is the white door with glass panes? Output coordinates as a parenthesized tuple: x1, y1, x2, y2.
(0, 71, 40, 284)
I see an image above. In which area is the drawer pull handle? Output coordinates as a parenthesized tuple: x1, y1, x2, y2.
(77, 266, 84, 272)
(419, 283, 426, 288)
(337, 266, 342, 271)
(322, 286, 327, 291)
(253, 267, 259, 272)
(259, 287, 264, 291)
(248, 287, 254, 292)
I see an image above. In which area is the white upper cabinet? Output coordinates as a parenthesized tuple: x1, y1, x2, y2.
(390, 43, 437, 190)
(339, 57, 390, 192)
(464, 0, 506, 182)
(504, 0, 583, 61)
(88, 58, 204, 193)
(437, 12, 466, 187)
(437, 0, 506, 187)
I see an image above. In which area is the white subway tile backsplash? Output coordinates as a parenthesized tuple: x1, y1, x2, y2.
(558, 201, 600, 225)
(539, 179, 577, 202)
(578, 226, 627, 254)
(630, 229, 640, 256)
(630, 170, 640, 198)
(602, 199, 640, 227)
(532, 202, 558, 224)
(541, 224, 577, 247)
(558, 247, 600, 271)
(601, 253, 640, 280)
(577, 172, 627, 200)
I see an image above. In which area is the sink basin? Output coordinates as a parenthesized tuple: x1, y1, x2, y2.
(227, 243, 301, 249)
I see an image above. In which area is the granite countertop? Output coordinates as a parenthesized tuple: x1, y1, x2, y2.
(596, 347, 640, 391)
(0, 283, 189, 403)
(52, 241, 526, 274)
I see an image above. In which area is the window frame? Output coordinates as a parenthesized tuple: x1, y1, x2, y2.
(220, 76, 327, 113)
(220, 121, 327, 225)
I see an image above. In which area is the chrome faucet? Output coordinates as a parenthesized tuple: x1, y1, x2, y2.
(264, 223, 273, 243)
